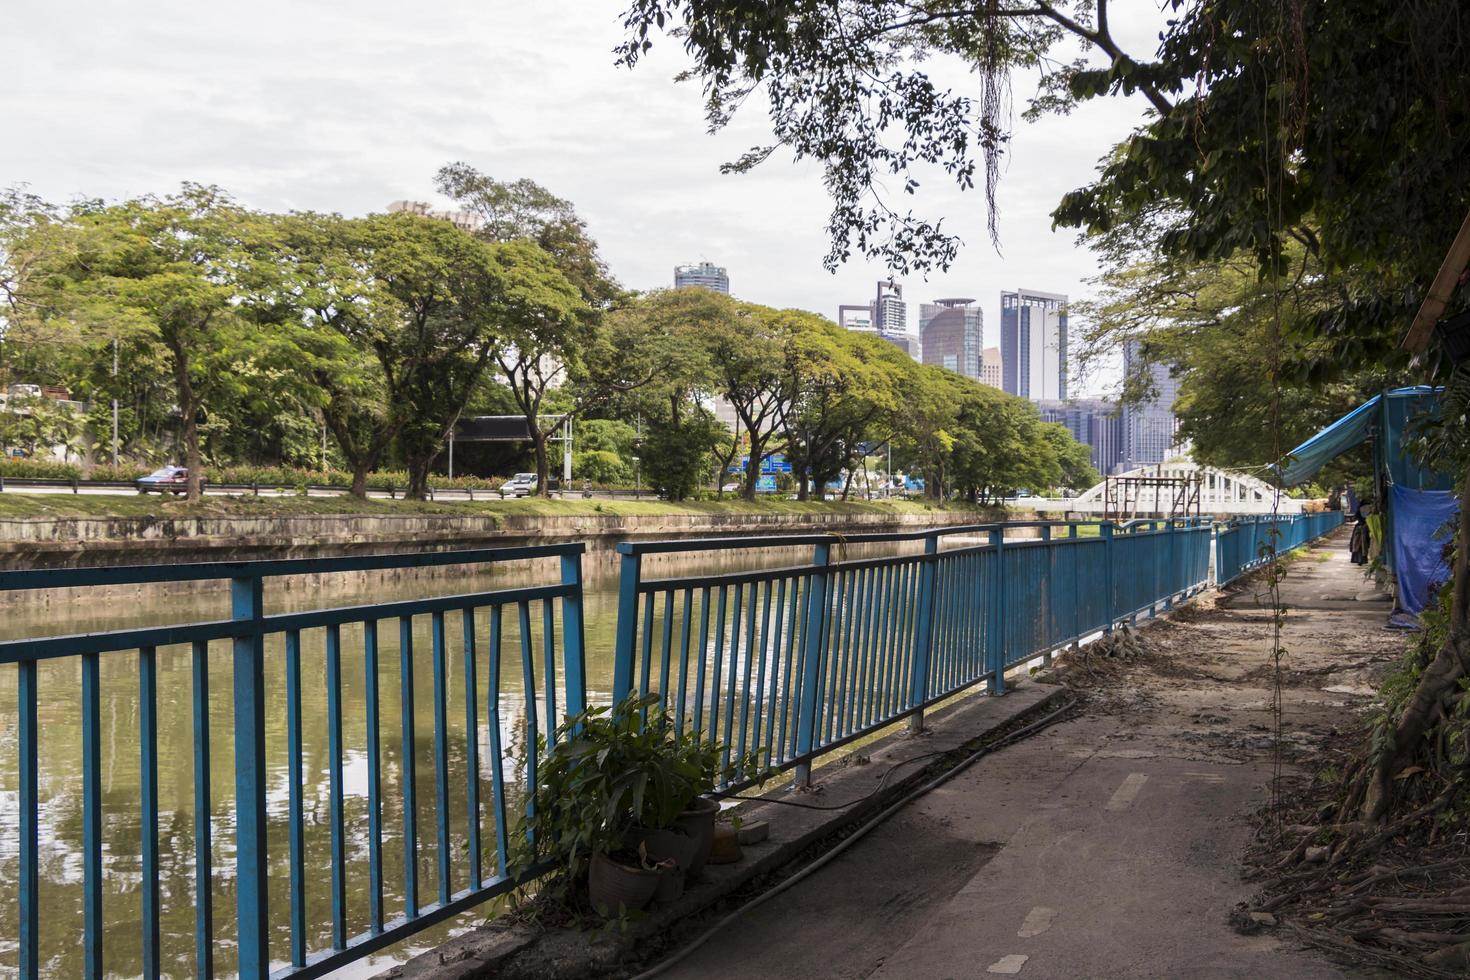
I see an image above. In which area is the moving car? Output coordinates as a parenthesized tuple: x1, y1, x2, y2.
(136, 465, 198, 495)
(498, 473, 538, 498)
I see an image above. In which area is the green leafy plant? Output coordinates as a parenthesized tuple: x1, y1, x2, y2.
(510, 694, 763, 897)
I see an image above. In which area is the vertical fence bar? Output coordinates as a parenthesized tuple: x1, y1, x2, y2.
(486, 605, 510, 877)
(560, 551, 588, 720)
(612, 547, 641, 702)
(988, 529, 1007, 695)
(327, 623, 348, 948)
(794, 541, 832, 786)
(364, 621, 384, 933)
(400, 616, 419, 918)
(18, 658, 38, 980)
(139, 645, 160, 980)
(231, 574, 268, 979)
(431, 612, 452, 906)
(462, 610, 482, 892)
(908, 534, 939, 730)
(191, 641, 214, 978)
(82, 649, 102, 979)
(285, 630, 306, 966)
(1101, 523, 1116, 634)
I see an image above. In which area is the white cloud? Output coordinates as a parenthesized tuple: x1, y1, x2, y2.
(1, 0, 1168, 395)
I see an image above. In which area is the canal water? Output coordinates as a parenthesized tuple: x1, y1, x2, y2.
(0, 546, 850, 978)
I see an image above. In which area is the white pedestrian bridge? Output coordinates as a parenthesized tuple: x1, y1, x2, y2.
(1028, 461, 1306, 516)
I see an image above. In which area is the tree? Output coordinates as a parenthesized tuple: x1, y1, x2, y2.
(29, 186, 273, 499)
(491, 241, 598, 496)
(616, 1, 1170, 273)
(434, 163, 623, 308)
(776, 317, 903, 500)
(269, 212, 400, 496)
(704, 305, 790, 499)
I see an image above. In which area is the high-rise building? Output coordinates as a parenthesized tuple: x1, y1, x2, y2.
(1000, 289, 1068, 401)
(1037, 398, 1124, 475)
(387, 200, 484, 233)
(674, 262, 730, 294)
(980, 347, 1002, 390)
(919, 298, 983, 379)
(839, 280, 920, 360)
(1120, 340, 1181, 470)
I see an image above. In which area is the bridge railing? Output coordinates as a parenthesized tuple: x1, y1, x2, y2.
(1215, 511, 1345, 586)
(0, 545, 587, 980)
(611, 518, 1214, 789)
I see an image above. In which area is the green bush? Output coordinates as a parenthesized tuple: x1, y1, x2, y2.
(0, 459, 84, 480)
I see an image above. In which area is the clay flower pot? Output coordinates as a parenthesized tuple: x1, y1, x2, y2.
(588, 851, 660, 915)
(672, 796, 719, 876)
(632, 827, 700, 871)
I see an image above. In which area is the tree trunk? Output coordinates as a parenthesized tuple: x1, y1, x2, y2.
(168, 341, 203, 502)
(351, 463, 369, 498)
(1363, 463, 1470, 822)
(532, 430, 550, 497)
(182, 405, 202, 501)
(406, 455, 433, 500)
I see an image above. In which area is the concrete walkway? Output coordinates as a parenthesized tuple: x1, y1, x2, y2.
(663, 530, 1400, 979)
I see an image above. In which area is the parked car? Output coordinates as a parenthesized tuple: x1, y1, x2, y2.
(136, 465, 199, 495)
(721, 482, 741, 493)
(498, 473, 538, 498)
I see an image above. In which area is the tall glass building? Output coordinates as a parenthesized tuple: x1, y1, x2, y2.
(919, 298, 983, 379)
(1000, 289, 1068, 401)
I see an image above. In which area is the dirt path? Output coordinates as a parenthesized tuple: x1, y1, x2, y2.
(660, 529, 1402, 979)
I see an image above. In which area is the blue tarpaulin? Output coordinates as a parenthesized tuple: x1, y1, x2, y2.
(1389, 484, 1459, 615)
(1276, 387, 1447, 489)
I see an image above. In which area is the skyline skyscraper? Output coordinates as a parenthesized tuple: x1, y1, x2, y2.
(1000, 289, 1068, 401)
(1037, 398, 1125, 475)
(919, 298, 983, 379)
(674, 261, 730, 294)
(1120, 340, 1182, 470)
(839, 279, 920, 361)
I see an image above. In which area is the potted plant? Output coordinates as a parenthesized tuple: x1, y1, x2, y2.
(512, 694, 763, 916)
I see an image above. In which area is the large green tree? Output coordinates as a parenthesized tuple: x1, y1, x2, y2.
(28, 186, 278, 498)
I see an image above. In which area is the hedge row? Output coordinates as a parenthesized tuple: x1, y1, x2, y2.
(0, 459, 504, 491)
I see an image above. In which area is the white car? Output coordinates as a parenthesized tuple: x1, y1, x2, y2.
(499, 473, 538, 498)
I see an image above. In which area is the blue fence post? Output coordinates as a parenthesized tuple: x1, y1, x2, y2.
(560, 547, 588, 720)
(232, 574, 269, 979)
(1163, 519, 1176, 612)
(907, 532, 940, 732)
(1038, 526, 1055, 667)
(794, 540, 833, 786)
(1101, 522, 1116, 635)
(611, 545, 641, 703)
(988, 527, 1007, 695)
(19, 659, 37, 980)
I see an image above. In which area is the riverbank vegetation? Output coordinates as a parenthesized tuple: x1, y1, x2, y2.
(0, 174, 1098, 506)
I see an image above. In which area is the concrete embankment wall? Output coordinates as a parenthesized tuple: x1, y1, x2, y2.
(0, 509, 1038, 607)
(0, 509, 1021, 569)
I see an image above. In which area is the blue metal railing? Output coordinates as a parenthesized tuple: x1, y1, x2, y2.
(611, 519, 1214, 788)
(1, 545, 587, 980)
(5, 514, 1314, 977)
(1215, 511, 1345, 586)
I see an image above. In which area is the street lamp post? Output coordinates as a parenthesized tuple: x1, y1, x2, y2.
(111, 338, 119, 468)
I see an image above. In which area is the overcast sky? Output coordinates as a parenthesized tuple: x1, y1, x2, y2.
(3, 1, 1168, 395)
